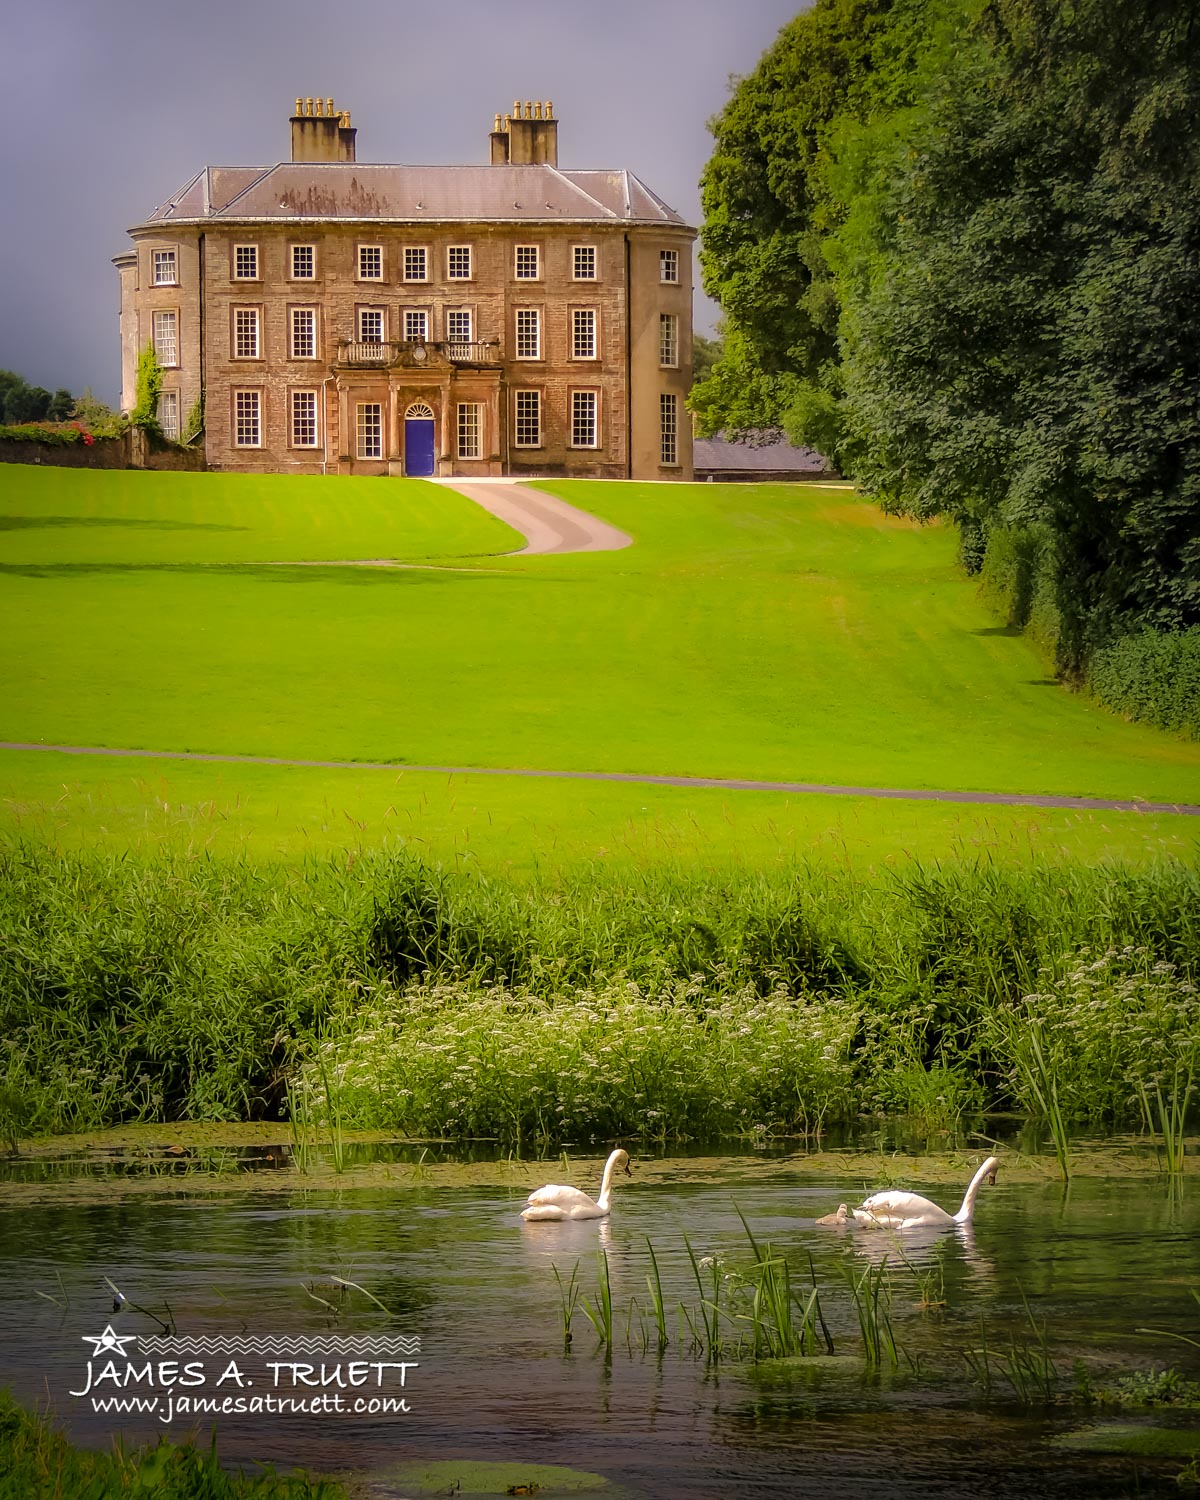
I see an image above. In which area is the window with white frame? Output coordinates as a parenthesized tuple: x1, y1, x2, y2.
(571, 390, 599, 448)
(291, 244, 315, 279)
(457, 403, 482, 460)
(358, 244, 383, 280)
(152, 249, 177, 286)
(659, 248, 679, 283)
(233, 307, 260, 359)
(357, 308, 385, 343)
(356, 403, 383, 459)
(572, 245, 597, 280)
(152, 310, 178, 367)
(403, 246, 428, 282)
(515, 308, 541, 359)
(514, 390, 541, 447)
(291, 390, 318, 448)
(660, 392, 679, 465)
(403, 309, 429, 342)
(233, 244, 258, 280)
(514, 245, 540, 280)
(659, 312, 678, 368)
(572, 308, 597, 360)
(234, 389, 261, 447)
(447, 245, 472, 280)
(290, 307, 317, 359)
(446, 308, 473, 344)
(157, 390, 179, 440)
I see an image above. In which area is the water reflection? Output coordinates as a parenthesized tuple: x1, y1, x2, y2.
(0, 1150, 1196, 1499)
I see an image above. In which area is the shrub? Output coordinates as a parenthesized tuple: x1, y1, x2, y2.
(0, 422, 86, 446)
(1089, 627, 1200, 739)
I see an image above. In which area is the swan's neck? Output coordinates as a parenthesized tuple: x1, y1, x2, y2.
(953, 1157, 998, 1224)
(596, 1152, 621, 1210)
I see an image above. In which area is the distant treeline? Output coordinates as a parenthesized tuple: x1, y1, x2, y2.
(0, 370, 76, 425)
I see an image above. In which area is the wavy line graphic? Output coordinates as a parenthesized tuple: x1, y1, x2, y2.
(137, 1336, 421, 1356)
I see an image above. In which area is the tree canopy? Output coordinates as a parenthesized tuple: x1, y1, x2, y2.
(694, 0, 1200, 668)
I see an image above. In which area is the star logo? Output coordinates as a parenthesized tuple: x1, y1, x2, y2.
(81, 1324, 138, 1358)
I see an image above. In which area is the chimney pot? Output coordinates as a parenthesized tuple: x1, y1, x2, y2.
(315, 97, 324, 116)
(327, 97, 334, 115)
(546, 100, 554, 119)
(295, 97, 303, 115)
(305, 97, 314, 115)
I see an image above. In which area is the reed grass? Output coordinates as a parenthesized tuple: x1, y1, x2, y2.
(683, 1236, 725, 1362)
(552, 1261, 581, 1348)
(579, 1249, 615, 1350)
(846, 1259, 898, 1368)
(730, 1206, 828, 1359)
(0, 1389, 347, 1498)
(962, 1296, 1059, 1404)
(1, 844, 1196, 1142)
(645, 1238, 669, 1352)
(1138, 1063, 1195, 1175)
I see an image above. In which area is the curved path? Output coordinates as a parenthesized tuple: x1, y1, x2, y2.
(1, 742, 1196, 815)
(431, 478, 632, 555)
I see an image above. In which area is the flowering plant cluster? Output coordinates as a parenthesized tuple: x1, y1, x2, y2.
(302, 975, 859, 1146)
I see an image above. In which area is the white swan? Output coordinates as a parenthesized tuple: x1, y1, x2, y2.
(520, 1149, 632, 1222)
(817, 1156, 1000, 1231)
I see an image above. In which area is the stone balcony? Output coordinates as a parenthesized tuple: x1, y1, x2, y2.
(334, 339, 501, 369)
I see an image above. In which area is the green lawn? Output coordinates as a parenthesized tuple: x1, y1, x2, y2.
(2, 748, 1193, 870)
(1, 465, 1197, 866)
(0, 465, 519, 562)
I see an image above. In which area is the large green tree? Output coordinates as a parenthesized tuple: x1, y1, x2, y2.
(693, 0, 950, 432)
(833, 0, 1200, 662)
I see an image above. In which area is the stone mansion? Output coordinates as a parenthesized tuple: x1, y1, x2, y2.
(114, 99, 695, 480)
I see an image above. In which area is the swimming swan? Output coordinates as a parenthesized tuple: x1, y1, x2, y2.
(817, 1156, 1000, 1231)
(520, 1149, 632, 1222)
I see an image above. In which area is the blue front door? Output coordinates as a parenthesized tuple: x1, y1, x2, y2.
(405, 418, 435, 477)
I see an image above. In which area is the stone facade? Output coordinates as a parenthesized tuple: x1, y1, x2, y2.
(115, 101, 695, 481)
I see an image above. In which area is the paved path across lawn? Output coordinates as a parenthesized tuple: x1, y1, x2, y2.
(0, 742, 1196, 816)
(431, 478, 633, 555)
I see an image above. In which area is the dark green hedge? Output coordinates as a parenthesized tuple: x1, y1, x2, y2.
(1089, 627, 1200, 740)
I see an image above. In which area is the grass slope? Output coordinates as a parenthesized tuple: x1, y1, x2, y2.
(0, 468, 1197, 867)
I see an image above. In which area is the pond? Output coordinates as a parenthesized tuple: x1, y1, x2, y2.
(0, 1135, 1197, 1498)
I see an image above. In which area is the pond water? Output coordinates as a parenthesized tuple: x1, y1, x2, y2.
(1, 1141, 1197, 1498)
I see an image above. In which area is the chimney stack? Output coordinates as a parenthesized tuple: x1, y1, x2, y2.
(489, 99, 557, 166)
(290, 96, 357, 162)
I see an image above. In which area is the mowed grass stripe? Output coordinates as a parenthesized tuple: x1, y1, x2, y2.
(1, 469, 1198, 803)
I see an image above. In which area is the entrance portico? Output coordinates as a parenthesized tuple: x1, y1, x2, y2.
(332, 341, 503, 478)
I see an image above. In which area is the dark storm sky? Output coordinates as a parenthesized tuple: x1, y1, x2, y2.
(0, 0, 804, 404)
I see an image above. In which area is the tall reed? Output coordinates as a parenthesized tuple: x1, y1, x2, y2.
(846, 1259, 898, 1368)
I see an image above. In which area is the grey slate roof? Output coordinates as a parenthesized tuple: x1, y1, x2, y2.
(141, 164, 689, 228)
(693, 433, 831, 473)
